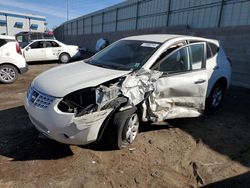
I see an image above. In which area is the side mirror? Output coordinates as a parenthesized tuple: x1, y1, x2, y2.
(26, 47, 31, 51)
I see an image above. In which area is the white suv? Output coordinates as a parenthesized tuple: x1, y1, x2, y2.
(0, 35, 28, 83)
(25, 35, 231, 149)
(22, 39, 80, 63)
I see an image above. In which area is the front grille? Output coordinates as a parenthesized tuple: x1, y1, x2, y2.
(27, 87, 55, 109)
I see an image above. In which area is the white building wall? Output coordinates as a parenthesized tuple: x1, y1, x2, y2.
(7, 16, 29, 36)
(0, 11, 46, 36)
(30, 19, 45, 33)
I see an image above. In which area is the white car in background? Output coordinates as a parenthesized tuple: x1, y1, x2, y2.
(22, 39, 80, 63)
(25, 34, 231, 149)
(0, 35, 28, 83)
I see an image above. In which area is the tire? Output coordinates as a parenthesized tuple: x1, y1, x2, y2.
(109, 107, 139, 149)
(205, 81, 225, 112)
(59, 53, 70, 64)
(0, 64, 18, 84)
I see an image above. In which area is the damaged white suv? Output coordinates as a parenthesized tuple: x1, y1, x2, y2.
(25, 35, 231, 149)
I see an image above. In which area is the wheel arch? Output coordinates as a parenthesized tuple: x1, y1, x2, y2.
(96, 104, 138, 144)
(207, 77, 228, 98)
(59, 52, 71, 58)
(0, 63, 20, 74)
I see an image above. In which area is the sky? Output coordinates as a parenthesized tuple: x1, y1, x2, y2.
(0, 0, 126, 29)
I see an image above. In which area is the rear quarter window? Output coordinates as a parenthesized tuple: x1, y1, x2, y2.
(207, 43, 219, 59)
(210, 43, 219, 54)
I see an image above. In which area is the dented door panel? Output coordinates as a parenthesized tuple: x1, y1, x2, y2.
(147, 42, 208, 120)
(150, 70, 208, 120)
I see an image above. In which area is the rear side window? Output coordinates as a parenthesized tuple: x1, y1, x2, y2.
(189, 44, 204, 70)
(206, 43, 213, 59)
(44, 41, 52, 48)
(0, 39, 7, 47)
(51, 41, 60, 47)
(45, 41, 60, 48)
(30, 41, 44, 49)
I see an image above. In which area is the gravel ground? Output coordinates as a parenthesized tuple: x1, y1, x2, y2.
(0, 62, 250, 188)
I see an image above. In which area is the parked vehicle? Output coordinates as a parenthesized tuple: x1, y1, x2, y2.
(25, 34, 231, 149)
(0, 35, 28, 83)
(16, 31, 55, 48)
(22, 39, 80, 63)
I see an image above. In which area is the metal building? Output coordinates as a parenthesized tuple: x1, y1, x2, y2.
(0, 10, 46, 36)
(54, 0, 250, 38)
(54, 0, 250, 88)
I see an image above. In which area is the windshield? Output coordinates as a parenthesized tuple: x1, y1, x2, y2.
(88, 40, 161, 71)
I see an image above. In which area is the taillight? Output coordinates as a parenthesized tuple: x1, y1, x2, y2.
(15, 42, 22, 55)
(227, 57, 232, 67)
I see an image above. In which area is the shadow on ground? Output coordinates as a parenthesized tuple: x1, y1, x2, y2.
(203, 171, 250, 188)
(166, 86, 250, 187)
(0, 106, 73, 161)
(166, 86, 250, 168)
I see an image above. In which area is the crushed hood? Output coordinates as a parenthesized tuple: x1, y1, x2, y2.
(32, 61, 130, 97)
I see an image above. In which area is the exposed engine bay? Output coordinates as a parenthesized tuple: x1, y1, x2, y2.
(57, 69, 163, 122)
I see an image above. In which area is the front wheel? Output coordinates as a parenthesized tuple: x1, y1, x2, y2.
(59, 53, 70, 64)
(0, 64, 18, 84)
(110, 107, 139, 149)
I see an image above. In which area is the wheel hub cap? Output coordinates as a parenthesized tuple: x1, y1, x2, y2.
(125, 114, 139, 144)
(61, 55, 68, 62)
(0, 67, 15, 81)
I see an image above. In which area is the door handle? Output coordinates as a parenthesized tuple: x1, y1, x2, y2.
(194, 79, 206, 84)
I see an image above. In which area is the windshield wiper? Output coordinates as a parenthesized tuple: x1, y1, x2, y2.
(89, 59, 129, 70)
(91, 63, 114, 69)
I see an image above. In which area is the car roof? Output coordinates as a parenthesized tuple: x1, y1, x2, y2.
(0, 35, 15, 40)
(122, 34, 217, 44)
(31, 39, 57, 42)
(122, 34, 183, 43)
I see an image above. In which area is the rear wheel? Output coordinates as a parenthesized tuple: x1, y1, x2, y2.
(0, 64, 18, 84)
(59, 53, 70, 63)
(206, 81, 225, 111)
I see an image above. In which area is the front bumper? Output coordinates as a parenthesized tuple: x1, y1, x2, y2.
(25, 96, 112, 145)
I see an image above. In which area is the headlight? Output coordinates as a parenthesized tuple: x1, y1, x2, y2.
(95, 86, 120, 105)
(57, 88, 96, 114)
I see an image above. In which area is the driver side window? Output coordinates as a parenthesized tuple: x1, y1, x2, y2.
(159, 47, 190, 74)
(156, 43, 205, 74)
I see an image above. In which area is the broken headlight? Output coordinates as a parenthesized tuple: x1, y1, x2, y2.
(57, 88, 97, 116)
(95, 85, 120, 107)
(57, 78, 123, 116)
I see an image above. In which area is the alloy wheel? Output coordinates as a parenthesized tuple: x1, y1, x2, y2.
(124, 113, 139, 144)
(0, 67, 16, 82)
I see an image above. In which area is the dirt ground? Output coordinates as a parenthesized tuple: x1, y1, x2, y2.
(0, 62, 250, 188)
